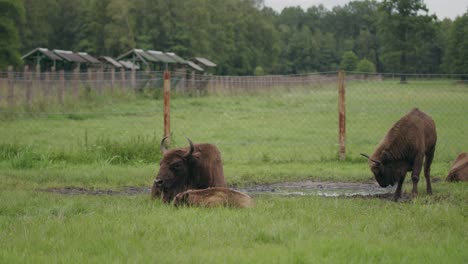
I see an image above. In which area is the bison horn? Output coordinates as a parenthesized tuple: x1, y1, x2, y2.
(360, 153, 381, 166)
(183, 137, 195, 158)
(160, 136, 169, 154)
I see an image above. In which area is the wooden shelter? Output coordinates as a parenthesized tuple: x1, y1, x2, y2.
(98, 56, 123, 71)
(77, 52, 101, 69)
(190, 57, 217, 74)
(53, 49, 88, 71)
(21, 47, 63, 71)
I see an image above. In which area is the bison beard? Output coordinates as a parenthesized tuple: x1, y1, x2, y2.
(361, 108, 437, 201)
(152, 137, 226, 202)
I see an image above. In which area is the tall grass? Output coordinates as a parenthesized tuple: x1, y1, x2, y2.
(0, 135, 163, 169)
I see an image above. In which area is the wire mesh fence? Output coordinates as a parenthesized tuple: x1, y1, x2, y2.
(0, 70, 466, 166)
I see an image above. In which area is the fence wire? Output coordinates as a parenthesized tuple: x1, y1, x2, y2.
(0, 71, 467, 165)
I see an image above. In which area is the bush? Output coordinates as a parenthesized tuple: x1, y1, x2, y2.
(340, 51, 358, 71)
(254, 66, 265, 76)
(356, 59, 376, 73)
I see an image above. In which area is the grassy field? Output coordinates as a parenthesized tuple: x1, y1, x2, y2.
(0, 79, 467, 263)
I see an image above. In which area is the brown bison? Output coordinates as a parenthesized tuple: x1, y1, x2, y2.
(446, 152, 468, 182)
(361, 108, 437, 201)
(152, 137, 226, 202)
(173, 187, 254, 208)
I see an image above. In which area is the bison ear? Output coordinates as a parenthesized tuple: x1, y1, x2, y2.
(192, 152, 202, 160)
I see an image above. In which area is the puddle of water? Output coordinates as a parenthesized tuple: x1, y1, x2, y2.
(40, 181, 396, 199)
(238, 180, 396, 198)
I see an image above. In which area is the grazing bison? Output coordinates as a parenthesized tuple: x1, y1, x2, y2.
(152, 137, 226, 202)
(446, 152, 468, 182)
(173, 187, 254, 208)
(361, 108, 437, 201)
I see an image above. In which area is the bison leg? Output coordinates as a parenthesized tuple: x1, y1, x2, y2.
(394, 176, 405, 201)
(411, 153, 425, 197)
(424, 146, 435, 195)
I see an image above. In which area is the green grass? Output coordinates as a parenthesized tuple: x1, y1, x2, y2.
(0, 79, 467, 262)
(0, 185, 466, 263)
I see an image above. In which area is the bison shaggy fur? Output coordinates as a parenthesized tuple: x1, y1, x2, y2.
(446, 152, 468, 182)
(173, 187, 254, 208)
(152, 138, 226, 202)
(362, 108, 437, 201)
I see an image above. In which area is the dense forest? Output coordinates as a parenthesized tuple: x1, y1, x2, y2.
(1, 0, 468, 75)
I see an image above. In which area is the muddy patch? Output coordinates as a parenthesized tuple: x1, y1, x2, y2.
(238, 180, 396, 198)
(40, 180, 397, 199)
(41, 186, 151, 196)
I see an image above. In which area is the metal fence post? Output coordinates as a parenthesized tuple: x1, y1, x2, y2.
(163, 70, 171, 144)
(338, 70, 346, 160)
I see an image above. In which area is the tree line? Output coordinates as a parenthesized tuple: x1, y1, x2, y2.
(1, 0, 467, 75)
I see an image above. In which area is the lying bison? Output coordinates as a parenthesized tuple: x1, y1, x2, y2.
(446, 152, 468, 182)
(152, 137, 226, 202)
(361, 108, 437, 201)
(173, 187, 254, 208)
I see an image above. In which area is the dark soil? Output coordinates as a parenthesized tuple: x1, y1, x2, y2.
(40, 186, 151, 196)
(40, 178, 442, 201)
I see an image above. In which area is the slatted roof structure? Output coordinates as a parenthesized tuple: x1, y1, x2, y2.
(117, 49, 159, 67)
(165, 52, 187, 64)
(53, 49, 88, 63)
(22, 47, 63, 62)
(119, 60, 140, 70)
(147, 50, 177, 64)
(99, 56, 122, 69)
(117, 49, 194, 70)
(186, 61, 204, 72)
(78, 52, 100, 64)
(192, 57, 217, 68)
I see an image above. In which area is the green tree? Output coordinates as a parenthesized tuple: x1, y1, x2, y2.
(0, 0, 25, 69)
(378, 0, 436, 82)
(442, 11, 468, 75)
(340, 51, 358, 71)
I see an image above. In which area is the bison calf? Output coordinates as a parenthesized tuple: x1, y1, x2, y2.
(446, 152, 468, 182)
(173, 187, 254, 208)
(361, 108, 437, 201)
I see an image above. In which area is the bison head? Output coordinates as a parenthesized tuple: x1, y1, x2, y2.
(153, 137, 196, 202)
(361, 153, 404, 187)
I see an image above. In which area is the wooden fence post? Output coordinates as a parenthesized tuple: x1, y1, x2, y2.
(73, 68, 79, 98)
(338, 70, 346, 160)
(7, 66, 15, 108)
(131, 66, 136, 90)
(163, 70, 171, 144)
(58, 70, 65, 105)
(110, 67, 115, 92)
(97, 68, 104, 94)
(120, 69, 126, 90)
(24, 65, 32, 109)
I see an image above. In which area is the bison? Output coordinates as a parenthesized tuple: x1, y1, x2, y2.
(446, 152, 468, 182)
(361, 108, 437, 201)
(152, 137, 226, 202)
(173, 187, 254, 208)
